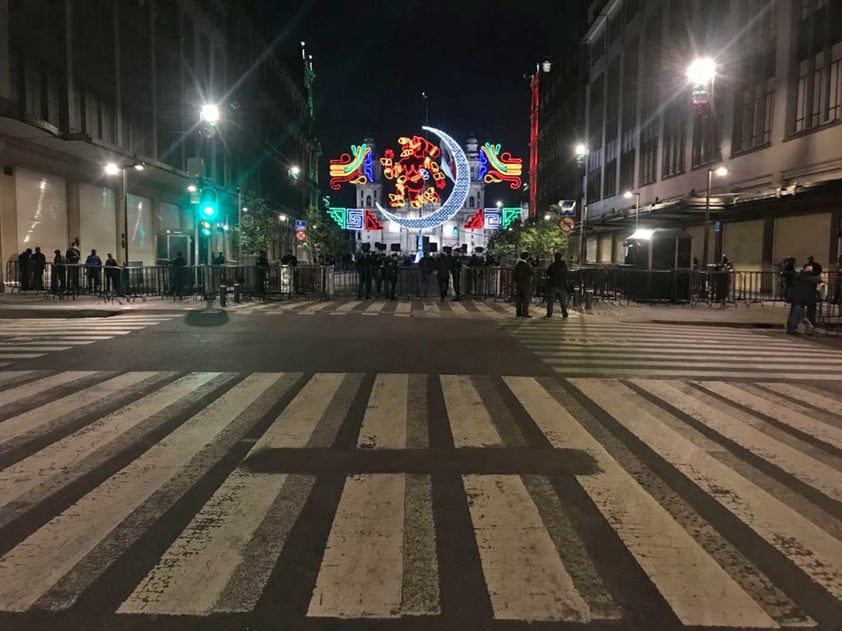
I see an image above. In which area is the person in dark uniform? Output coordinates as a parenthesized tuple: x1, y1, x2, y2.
(52, 249, 65, 294)
(544, 252, 569, 319)
(514, 251, 534, 317)
(384, 253, 400, 299)
(104, 253, 119, 294)
(66, 242, 81, 290)
(786, 263, 821, 333)
(419, 253, 433, 297)
(450, 251, 462, 300)
(436, 253, 451, 302)
(372, 252, 384, 297)
(171, 251, 186, 296)
(807, 255, 822, 277)
(31, 247, 46, 290)
(17, 249, 31, 290)
(85, 249, 103, 292)
(357, 251, 372, 299)
(256, 250, 269, 295)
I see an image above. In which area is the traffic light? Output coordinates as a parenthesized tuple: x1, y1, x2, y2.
(199, 187, 218, 218)
(452, 226, 459, 235)
(200, 220, 212, 236)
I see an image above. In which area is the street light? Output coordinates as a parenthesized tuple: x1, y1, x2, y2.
(574, 143, 588, 164)
(702, 165, 729, 268)
(686, 57, 716, 84)
(496, 200, 503, 208)
(186, 184, 198, 193)
(279, 213, 288, 222)
(200, 103, 220, 125)
(104, 162, 120, 176)
(574, 143, 589, 262)
(104, 161, 142, 265)
(543, 213, 552, 221)
(624, 190, 641, 230)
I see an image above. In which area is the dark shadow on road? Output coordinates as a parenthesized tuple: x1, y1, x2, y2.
(184, 310, 229, 327)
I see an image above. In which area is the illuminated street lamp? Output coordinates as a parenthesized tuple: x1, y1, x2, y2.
(623, 190, 641, 230)
(574, 142, 588, 165)
(279, 213, 288, 222)
(686, 57, 716, 84)
(200, 103, 220, 125)
(104, 162, 120, 176)
(496, 200, 503, 208)
(543, 213, 552, 221)
(187, 184, 198, 193)
(104, 161, 144, 264)
(702, 165, 729, 267)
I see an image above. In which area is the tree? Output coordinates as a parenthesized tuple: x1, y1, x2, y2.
(301, 205, 348, 263)
(488, 214, 570, 264)
(232, 195, 279, 257)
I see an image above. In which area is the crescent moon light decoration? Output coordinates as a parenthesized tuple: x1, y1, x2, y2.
(375, 126, 470, 230)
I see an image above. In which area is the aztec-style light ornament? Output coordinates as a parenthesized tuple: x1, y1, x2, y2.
(375, 126, 470, 230)
(327, 208, 383, 231)
(380, 135, 446, 208)
(478, 142, 522, 190)
(462, 207, 521, 230)
(328, 144, 374, 190)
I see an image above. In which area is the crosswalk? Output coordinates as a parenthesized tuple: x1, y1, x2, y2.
(229, 298, 533, 319)
(0, 314, 178, 366)
(0, 370, 839, 628)
(505, 319, 842, 379)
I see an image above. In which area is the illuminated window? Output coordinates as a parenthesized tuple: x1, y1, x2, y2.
(469, 196, 475, 208)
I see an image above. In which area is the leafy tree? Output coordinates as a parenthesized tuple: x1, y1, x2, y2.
(232, 195, 279, 257)
(301, 205, 348, 263)
(488, 214, 570, 264)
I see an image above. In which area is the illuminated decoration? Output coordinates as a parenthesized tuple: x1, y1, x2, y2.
(381, 135, 446, 208)
(692, 84, 711, 116)
(461, 207, 520, 230)
(478, 143, 522, 190)
(529, 70, 539, 217)
(328, 144, 374, 190)
(327, 208, 383, 232)
(375, 126, 470, 230)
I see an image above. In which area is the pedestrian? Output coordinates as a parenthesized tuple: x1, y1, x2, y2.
(371, 252, 384, 297)
(450, 251, 462, 300)
(356, 251, 372, 299)
(66, 241, 81, 290)
(781, 257, 796, 301)
(436, 252, 451, 302)
(52, 249, 65, 294)
(419, 253, 433, 297)
(17, 248, 31, 290)
(807, 255, 822, 277)
(544, 252, 569, 319)
(514, 251, 534, 318)
(104, 253, 119, 294)
(716, 255, 733, 303)
(31, 246, 46, 290)
(256, 250, 269, 295)
(786, 262, 821, 334)
(85, 249, 102, 292)
(384, 253, 399, 299)
(834, 255, 842, 305)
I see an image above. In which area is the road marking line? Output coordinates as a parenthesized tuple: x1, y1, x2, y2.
(0, 373, 286, 612)
(395, 302, 411, 314)
(635, 380, 842, 503)
(697, 382, 842, 450)
(358, 374, 408, 449)
(0, 373, 220, 513)
(534, 347, 842, 357)
(546, 358, 842, 368)
(505, 377, 777, 628)
(440, 375, 503, 447)
(465, 474, 590, 621)
(421, 302, 441, 317)
(552, 367, 842, 379)
(335, 301, 363, 312)
(573, 378, 842, 602)
(757, 382, 842, 418)
(365, 301, 387, 312)
(0, 353, 45, 359)
(0, 371, 99, 407)
(118, 470, 290, 615)
(308, 474, 405, 618)
(252, 373, 346, 450)
(449, 301, 468, 314)
(0, 346, 71, 352)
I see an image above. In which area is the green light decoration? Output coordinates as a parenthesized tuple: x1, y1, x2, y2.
(501, 208, 521, 229)
(328, 208, 347, 229)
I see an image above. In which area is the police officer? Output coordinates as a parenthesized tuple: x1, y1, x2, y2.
(357, 250, 372, 299)
(450, 250, 463, 300)
(514, 251, 534, 317)
(384, 253, 400, 299)
(544, 252, 569, 319)
(436, 252, 451, 302)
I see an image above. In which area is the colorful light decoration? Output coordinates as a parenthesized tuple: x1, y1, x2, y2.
(328, 144, 374, 190)
(478, 143, 523, 190)
(327, 208, 384, 231)
(381, 135, 446, 208)
(463, 207, 521, 230)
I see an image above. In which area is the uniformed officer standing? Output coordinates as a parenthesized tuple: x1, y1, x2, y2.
(436, 253, 451, 302)
(357, 251, 372, 299)
(450, 251, 463, 300)
(384, 253, 400, 299)
(513, 251, 534, 318)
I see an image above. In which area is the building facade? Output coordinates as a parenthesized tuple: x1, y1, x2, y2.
(353, 136, 501, 255)
(0, 0, 318, 279)
(580, 0, 842, 271)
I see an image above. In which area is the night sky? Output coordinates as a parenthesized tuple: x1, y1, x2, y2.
(257, 0, 588, 206)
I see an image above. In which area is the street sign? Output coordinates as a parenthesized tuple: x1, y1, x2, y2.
(240, 214, 255, 229)
(295, 230, 307, 242)
(559, 216, 575, 233)
(559, 200, 576, 216)
(295, 219, 307, 231)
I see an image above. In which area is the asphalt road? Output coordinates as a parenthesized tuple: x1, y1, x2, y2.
(0, 305, 840, 631)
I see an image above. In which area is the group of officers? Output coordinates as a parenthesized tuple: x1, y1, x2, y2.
(17, 242, 120, 294)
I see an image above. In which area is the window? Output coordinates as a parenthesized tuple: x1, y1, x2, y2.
(604, 58, 620, 198)
(638, 11, 661, 185)
(661, 103, 686, 177)
(624, 0, 640, 23)
(591, 33, 605, 66)
(469, 196, 475, 208)
(619, 38, 639, 192)
(691, 112, 720, 169)
(608, 14, 621, 44)
(365, 195, 372, 207)
(586, 74, 604, 203)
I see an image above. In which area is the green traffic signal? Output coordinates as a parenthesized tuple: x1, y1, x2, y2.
(199, 187, 218, 218)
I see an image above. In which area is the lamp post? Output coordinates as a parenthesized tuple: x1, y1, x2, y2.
(623, 190, 641, 231)
(104, 161, 145, 265)
(574, 143, 588, 263)
(702, 166, 728, 268)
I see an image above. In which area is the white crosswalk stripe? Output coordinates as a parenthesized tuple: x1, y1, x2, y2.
(506, 320, 842, 379)
(0, 370, 838, 628)
(229, 298, 516, 319)
(0, 315, 178, 365)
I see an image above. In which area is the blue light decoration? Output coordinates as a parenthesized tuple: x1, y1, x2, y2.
(346, 208, 364, 231)
(484, 209, 502, 229)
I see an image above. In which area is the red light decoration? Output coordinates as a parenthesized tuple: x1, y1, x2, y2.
(364, 208, 383, 230)
(529, 72, 539, 217)
(479, 143, 523, 190)
(463, 207, 484, 230)
(381, 135, 446, 208)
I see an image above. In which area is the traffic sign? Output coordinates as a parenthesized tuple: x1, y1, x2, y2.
(240, 214, 255, 229)
(559, 216, 575, 233)
(295, 219, 307, 231)
(295, 230, 307, 242)
(559, 200, 577, 216)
